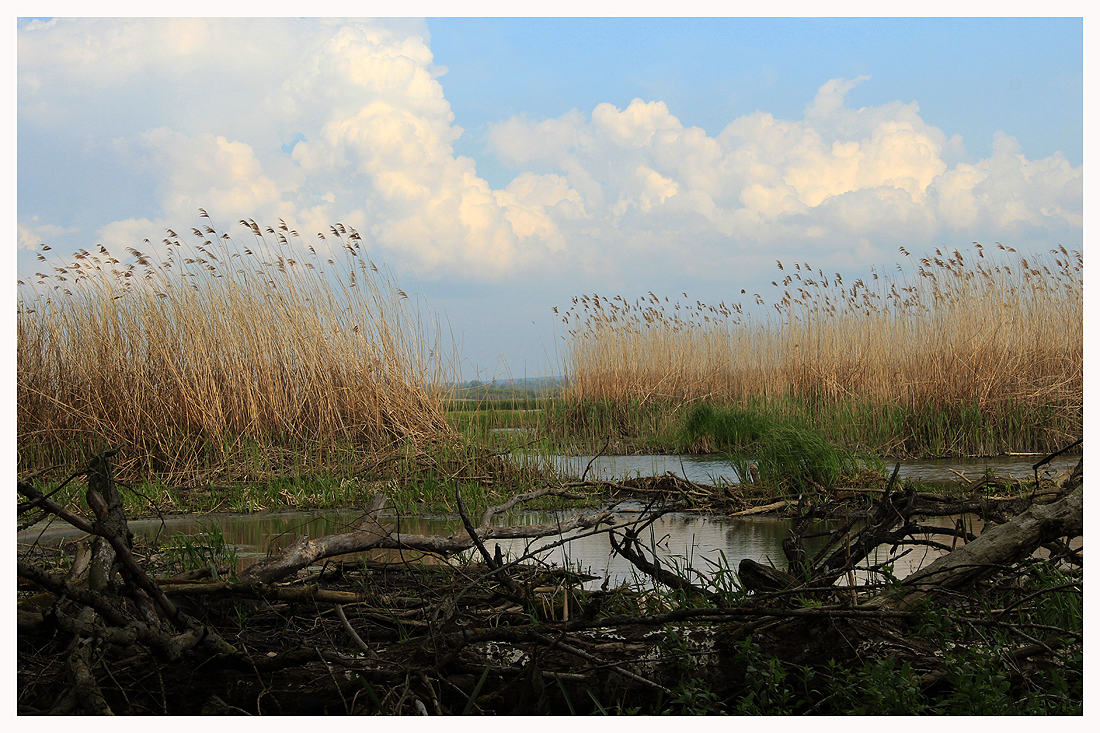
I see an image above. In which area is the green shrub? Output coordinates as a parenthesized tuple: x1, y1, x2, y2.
(681, 403, 859, 490)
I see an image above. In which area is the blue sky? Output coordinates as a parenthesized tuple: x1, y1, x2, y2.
(433, 16, 1083, 180)
(15, 10, 1086, 381)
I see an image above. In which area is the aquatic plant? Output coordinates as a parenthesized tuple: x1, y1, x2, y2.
(680, 403, 860, 490)
(556, 244, 1082, 456)
(681, 402, 773, 450)
(161, 522, 238, 579)
(17, 214, 456, 483)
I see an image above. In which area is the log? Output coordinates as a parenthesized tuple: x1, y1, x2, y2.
(870, 460, 1082, 610)
(238, 493, 393, 584)
(729, 500, 790, 517)
(238, 491, 615, 584)
(737, 558, 797, 593)
(85, 449, 127, 593)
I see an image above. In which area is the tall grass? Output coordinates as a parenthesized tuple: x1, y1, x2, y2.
(558, 244, 1082, 456)
(18, 214, 456, 482)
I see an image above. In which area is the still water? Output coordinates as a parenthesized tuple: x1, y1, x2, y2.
(554, 452, 1080, 485)
(16, 502, 960, 591)
(19, 452, 1077, 590)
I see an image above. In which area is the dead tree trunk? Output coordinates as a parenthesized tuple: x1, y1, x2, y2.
(870, 460, 1082, 610)
(85, 448, 128, 592)
(736, 458, 1083, 603)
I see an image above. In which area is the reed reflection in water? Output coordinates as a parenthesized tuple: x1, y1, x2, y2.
(21, 504, 1061, 591)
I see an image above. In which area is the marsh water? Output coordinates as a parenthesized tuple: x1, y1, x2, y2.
(554, 452, 1079, 486)
(19, 453, 1078, 590)
(18, 504, 897, 590)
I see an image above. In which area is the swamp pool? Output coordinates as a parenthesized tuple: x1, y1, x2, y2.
(18, 453, 1079, 591)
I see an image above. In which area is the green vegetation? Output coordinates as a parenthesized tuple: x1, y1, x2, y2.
(581, 562, 1082, 715)
(453, 377, 562, 403)
(17, 217, 454, 491)
(20, 435, 575, 522)
(448, 385, 1080, 468)
(556, 244, 1082, 458)
(16, 224, 1081, 515)
(681, 402, 867, 491)
(161, 522, 238, 579)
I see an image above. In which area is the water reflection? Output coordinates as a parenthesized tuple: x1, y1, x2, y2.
(20, 505, 838, 589)
(20, 448, 1079, 592)
(482, 510, 835, 591)
(554, 453, 1079, 485)
(18, 510, 464, 571)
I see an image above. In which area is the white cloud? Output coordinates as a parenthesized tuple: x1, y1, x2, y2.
(19, 18, 595, 281)
(591, 99, 681, 148)
(18, 19, 1082, 289)
(613, 165, 680, 216)
(496, 173, 586, 252)
(487, 75, 1081, 269)
(805, 75, 871, 120)
(133, 128, 284, 222)
(18, 219, 81, 252)
(487, 110, 589, 168)
(96, 218, 165, 254)
(260, 20, 597, 278)
(929, 131, 1083, 232)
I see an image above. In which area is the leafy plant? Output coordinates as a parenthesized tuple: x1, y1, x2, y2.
(161, 522, 238, 579)
(660, 627, 725, 714)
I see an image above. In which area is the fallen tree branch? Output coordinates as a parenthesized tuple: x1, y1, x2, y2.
(871, 481, 1083, 610)
(19, 461, 186, 628)
(334, 604, 376, 658)
(455, 481, 525, 601)
(729, 499, 791, 516)
(475, 486, 589, 532)
(529, 629, 673, 695)
(608, 517, 724, 606)
(17, 449, 1083, 714)
(238, 493, 393, 583)
(239, 490, 614, 584)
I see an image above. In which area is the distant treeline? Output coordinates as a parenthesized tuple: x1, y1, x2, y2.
(453, 377, 564, 401)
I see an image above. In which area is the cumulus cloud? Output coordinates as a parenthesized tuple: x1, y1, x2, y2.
(18, 19, 1083, 288)
(487, 75, 1081, 273)
(18, 219, 81, 251)
(130, 128, 284, 222)
(496, 173, 586, 252)
(18, 18, 587, 279)
(932, 131, 1083, 231)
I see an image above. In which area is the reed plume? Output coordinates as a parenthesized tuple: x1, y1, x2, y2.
(17, 216, 455, 481)
(558, 244, 1082, 455)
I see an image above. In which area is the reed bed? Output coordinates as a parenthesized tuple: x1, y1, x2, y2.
(558, 244, 1082, 456)
(18, 214, 455, 482)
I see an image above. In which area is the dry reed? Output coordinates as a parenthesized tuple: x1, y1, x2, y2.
(558, 243, 1082, 453)
(17, 214, 455, 481)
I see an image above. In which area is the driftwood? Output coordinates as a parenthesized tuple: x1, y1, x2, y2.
(870, 462, 1083, 610)
(729, 499, 791, 517)
(239, 488, 614, 584)
(736, 558, 797, 593)
(729, 458, 1084, 609)
(16, 451, 1083, 715)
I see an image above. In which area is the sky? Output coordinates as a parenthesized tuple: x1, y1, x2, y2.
(14, 9, 1086, 382)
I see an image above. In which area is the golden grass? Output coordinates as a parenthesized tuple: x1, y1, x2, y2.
(558, 244, 1082, 451)
(18, 215, 456, 481)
